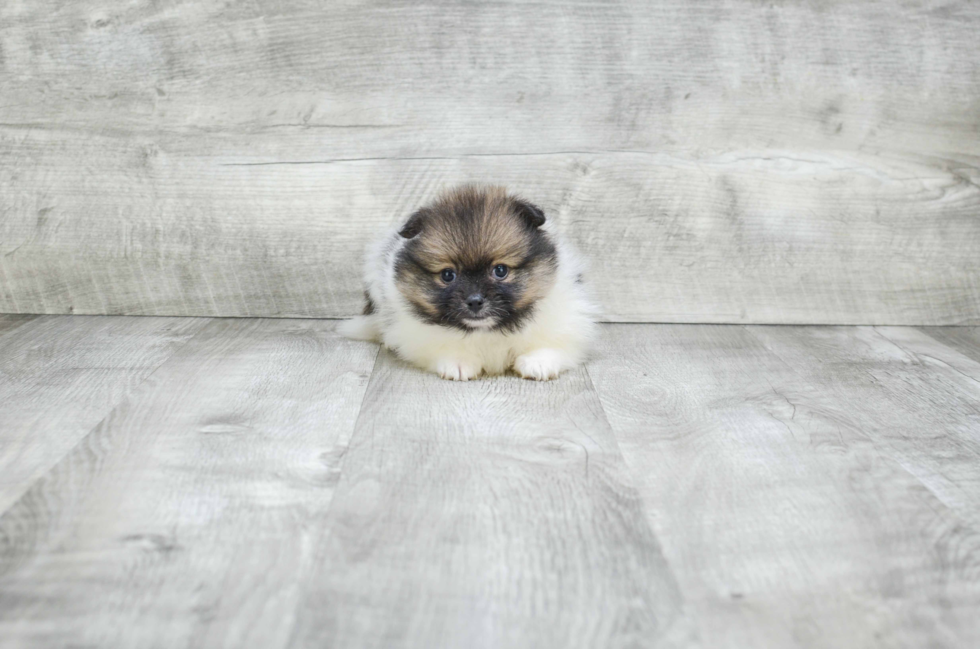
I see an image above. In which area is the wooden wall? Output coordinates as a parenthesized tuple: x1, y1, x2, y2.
(1, 0, 978, 323)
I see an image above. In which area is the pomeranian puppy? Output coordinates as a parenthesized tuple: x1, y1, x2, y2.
(339, 186, 597, 380)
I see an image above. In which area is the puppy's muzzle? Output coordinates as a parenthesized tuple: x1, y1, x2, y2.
(466, 293, 485, 313)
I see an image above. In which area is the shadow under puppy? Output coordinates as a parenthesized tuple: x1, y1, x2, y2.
(340, 186, 597, 380)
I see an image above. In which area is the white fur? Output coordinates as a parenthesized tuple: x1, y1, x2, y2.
(341, 223, 598, 381)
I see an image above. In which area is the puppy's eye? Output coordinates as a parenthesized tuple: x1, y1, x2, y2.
(440, 269, 456, 283)
(492, 264, 509, 279)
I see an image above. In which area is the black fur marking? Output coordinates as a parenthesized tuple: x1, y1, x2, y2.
(488, 297, 538, 334)
(396, 240, 553, 334)
(513, 199, 546, 229)
(398, 209, 427, 239)
(362, 290, 376, 315)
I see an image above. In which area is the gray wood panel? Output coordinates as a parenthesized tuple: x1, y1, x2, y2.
(3, 142, 978, 323)
(589, 324, 980, 649)
(2, 1, 979, 323)
(0, 315, 206, 514)
(2, 1, 976, 156)
(0, 318, 377, 648)
(920, 327, 980, 366)
(750, 326, 980, 532)
(0, 315, 35, 338)
(289, 350, 695, 649)
(2, 317, 980, 646)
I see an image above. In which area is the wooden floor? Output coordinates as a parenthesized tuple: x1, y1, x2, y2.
(1, 315, 979, 648)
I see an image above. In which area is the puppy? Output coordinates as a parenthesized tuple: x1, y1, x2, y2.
(339, 186, 597, 380)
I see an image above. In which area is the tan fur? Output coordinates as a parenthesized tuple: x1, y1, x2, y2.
(412, 187, 527, 266)
(514, 261, 555, 309)
(398, 276, 440, 317)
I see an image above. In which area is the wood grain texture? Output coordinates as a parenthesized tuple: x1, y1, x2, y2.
(0, 315, 207, 514)
(2, 1, 977, 154)
(0, 318, 377, 648)
(0, 314, 35, 338)
(920, 327, 980, 366)
(589, 324, 980, 649)
(750, 326, 980, 532)
(2, 317, 980, 646)
(289, 350, 695, 649)
(2, 0, 979, 323)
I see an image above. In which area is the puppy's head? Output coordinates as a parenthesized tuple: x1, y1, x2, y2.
(393, 186, 557, 332)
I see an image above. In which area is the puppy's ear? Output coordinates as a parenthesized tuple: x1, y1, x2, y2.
(513, 200, 546, 229)
(398, 209, 427, 239)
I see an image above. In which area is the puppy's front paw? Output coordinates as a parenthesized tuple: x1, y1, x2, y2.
(513, 348, 569, 381)
(433, 358, 482, 381)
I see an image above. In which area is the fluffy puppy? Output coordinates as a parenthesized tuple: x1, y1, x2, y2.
(339, 186, 597, 380)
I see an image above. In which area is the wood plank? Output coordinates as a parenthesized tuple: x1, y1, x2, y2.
(588, 324, 980, 649)
(919, 327, 980, 366)
(0, 314, 36, 338)
(750, 325, 980, 531)
(1, 0, 979, 323)
(0, 315, 207, 514)
(289, 350, 694, 649)
(883, 326, 980, 385)
(1, 1, 976, 157)
(1, 138, 978, 323)
(0, 318, 378, 648)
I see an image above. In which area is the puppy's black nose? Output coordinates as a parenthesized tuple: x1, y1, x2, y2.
(466, 293, 485, 312)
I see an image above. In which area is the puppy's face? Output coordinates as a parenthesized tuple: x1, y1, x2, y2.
(393, 186, 557, 332)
